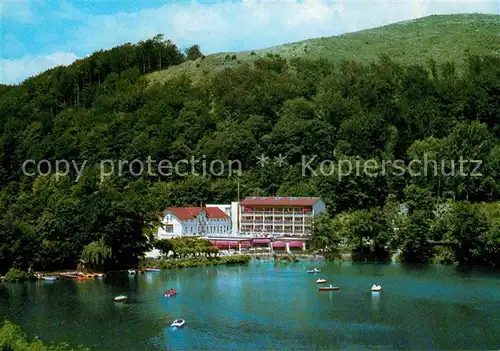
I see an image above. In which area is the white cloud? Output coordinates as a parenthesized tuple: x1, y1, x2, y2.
(1, 52, 80, 85)
(70, 0, 499, 54)
(1, 0, 498, 84)
(1, 0, 35, 23)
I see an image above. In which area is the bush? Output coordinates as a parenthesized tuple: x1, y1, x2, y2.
(4, 268, 29, 283)
(0, 320, 90, 350)
(431, 246, 456, 264)
(141, 255, 251, 270)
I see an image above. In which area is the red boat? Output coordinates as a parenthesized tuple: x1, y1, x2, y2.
(319, 285, 340, 291)
(60, 272, 89, 280)
(163, 289, 177, 297)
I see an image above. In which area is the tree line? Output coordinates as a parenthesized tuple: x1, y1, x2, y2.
(0, 34, 499, 274)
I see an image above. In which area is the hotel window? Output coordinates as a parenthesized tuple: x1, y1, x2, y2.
(164, 224, 174, 233)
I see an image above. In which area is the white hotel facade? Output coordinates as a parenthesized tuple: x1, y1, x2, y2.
(238, 197, 326, 237)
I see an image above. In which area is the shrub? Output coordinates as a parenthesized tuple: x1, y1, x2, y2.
(0, 320, 90, 350)
(431, 246, 456, 264)
(141, 255, 251, 270)
(4, 268, 29, 283)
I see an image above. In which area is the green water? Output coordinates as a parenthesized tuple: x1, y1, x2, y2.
(0, 262, 499, 350)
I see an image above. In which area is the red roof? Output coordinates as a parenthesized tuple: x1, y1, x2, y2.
(168, 207, 204, 220)
(167, 207, 229, 221)
(205, 207, 230, 219)
(240, 197, 321, 207)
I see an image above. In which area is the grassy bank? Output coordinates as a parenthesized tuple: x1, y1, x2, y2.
(141, 255, 252, 269)
(0, 320, 89, 351)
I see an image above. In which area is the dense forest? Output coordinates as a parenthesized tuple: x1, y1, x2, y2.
(0, 31, 499, 274)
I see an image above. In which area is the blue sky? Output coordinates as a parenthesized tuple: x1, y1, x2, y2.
(1, 0, 498, 84)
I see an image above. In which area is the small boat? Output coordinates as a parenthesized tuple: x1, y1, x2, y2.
(319, 285, 340, 291)
(76, 273, 90, 280)
(307, 268, 321, 274)
(144, 268, 161, 272)
(128, 269, 136, 275)
(371, 284, 382, 292)
(171, 319, 185, 328)
(60, 272, 87, 280)
(163, 289, 177, 298)
(113, 295, 128, 302)
(96, 273, 105, 279)
(41, 276, 59, 281)
(316, 278, 327, 284)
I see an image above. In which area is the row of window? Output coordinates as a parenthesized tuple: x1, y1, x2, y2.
(163, 224, 230, 235)
(241, 216, 312, 222)
(182, 225, 230, 235)
(241, 225, 312, 234)
(242, 208, 312, 214)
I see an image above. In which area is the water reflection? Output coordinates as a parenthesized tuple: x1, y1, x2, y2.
(371, 291, 381, 311)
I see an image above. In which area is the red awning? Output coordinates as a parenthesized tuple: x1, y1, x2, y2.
(253, 238, 271, 244)
(272, 241, 286, 248)
(289, 241, 303, 248)
(209, 241, 217, 245)
(215, 241, 239, 248)
(215, 241, 230, 247)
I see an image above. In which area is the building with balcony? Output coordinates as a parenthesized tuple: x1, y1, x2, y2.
(238, 197, 326, 237)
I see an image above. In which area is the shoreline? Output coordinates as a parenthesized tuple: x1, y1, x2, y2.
(141, 255, 252, 270)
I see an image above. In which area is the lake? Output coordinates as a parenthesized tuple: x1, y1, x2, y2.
(1, 261, 499, 350)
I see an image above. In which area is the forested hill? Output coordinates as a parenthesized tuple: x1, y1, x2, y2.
(0, 14, 499, 273)
(148, 14, 500, 84)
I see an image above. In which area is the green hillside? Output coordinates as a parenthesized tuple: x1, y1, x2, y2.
(1, 13, 499, 273)
(148, 13, 500, 85)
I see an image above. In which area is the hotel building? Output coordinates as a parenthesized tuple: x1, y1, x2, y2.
(238, 197, 326, 237)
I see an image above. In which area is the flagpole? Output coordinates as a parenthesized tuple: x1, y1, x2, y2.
(237, 177, 240, 202)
